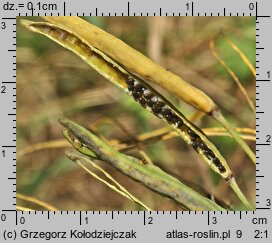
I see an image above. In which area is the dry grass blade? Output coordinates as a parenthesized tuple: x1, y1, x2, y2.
(73, 159, 152, 210)
(16, 193, 58, 211)
(16, 126, 255, 163)
(111, 119, 154, 164)
(17, 139, 69, 160)
(189, 110, 206, 123)
(18, 88, 115, 126)
(137, 126, 256, 143)
(118, 127, 255, 152)
(210, 39, 255, 112)
(16, 206, 35, 211)
(80, 156, 152, 210)
(207, 127, 256, 135)
(222, 33, 256, 77)
(202, 128, 255, 141)
(213, 112, 256, 165)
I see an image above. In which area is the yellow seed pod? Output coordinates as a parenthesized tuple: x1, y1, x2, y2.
(41, 16, 217, 114)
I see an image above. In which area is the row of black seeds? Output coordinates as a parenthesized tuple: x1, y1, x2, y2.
(126, 77, 184, 129)
(186, 128, 226, 173)
(44, 27, 226, 175)
(126, 77, 226, 174)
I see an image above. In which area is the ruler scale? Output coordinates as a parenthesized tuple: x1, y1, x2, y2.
(0, 0, 271, 242)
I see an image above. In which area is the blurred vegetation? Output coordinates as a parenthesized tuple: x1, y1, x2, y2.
(17, 17, 255, 210)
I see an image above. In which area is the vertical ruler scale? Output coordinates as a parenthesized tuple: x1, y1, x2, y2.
(255, 3, 272, 210)
(0, 0, 271, 242)
(0, 17, 17, 208)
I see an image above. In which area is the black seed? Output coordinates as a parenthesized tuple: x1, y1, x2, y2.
(187, 128, 197, 137)
(187, 128, 200, 141)
(160, 107, 175, 122)
(161, 107, 171, 115)
(165, 112, 173, 122)
(191, 136, 197, 142)
(146, 98, 154, 106)
(151, 105, 161, 113)
(213, 158, 221, 166)
(209, 150, 215, 158)
(134, 84, 144, 92)
(171, 115, 179, 124)
(128, 84, 134, 91)
(192, 141, 200, 149)
(145, 96, 159, 107)
(132, 90, 141, 98)
(176, 119, 184, 128)
(191, 135, 200, 142)
(138, 97, 146, 106)
(204, 149, 215, 159)
(218, 164, 226, 173)
(143, 90, 153, 99)
(126, 77, 134, 85)
(151, 96, 159, 103)
(156, 101, 165, 107)
(199, 142, 207, 150)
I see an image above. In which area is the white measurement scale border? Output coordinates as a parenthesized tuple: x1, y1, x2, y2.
(0, 0, 271, 242)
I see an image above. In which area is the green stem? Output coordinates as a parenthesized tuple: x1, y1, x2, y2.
(60, 117, 226, 211)
(213, 111, 256, 165)
(228, 177, 254, 210)
(63, 128, 153, 210)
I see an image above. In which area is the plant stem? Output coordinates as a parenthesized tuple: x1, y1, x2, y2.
(60, 117, 226, 211)
(213, 111, 256, 165)
(228, 177, 254, 211)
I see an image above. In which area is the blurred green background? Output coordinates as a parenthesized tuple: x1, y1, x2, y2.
(17, 17, 255, 210)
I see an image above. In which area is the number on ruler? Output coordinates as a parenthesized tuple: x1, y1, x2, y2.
(211, 216, 217, 224)
(84, 217, 88, 224)
(1, 86, 6, 93)
(19, 216, 25, 224)
(266, 135, 271, 143)
(2, 150, 5, 157)
(147, 216, 153, 224)
(186, 3, 190, 10)
(266, 199, 271, 207)
(267, 71, 270, 79)
(236, 230, 242, 238)
(1, 22, 6, 29)
(249, 3, 255, 10)
(1, 214, 6, 221)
